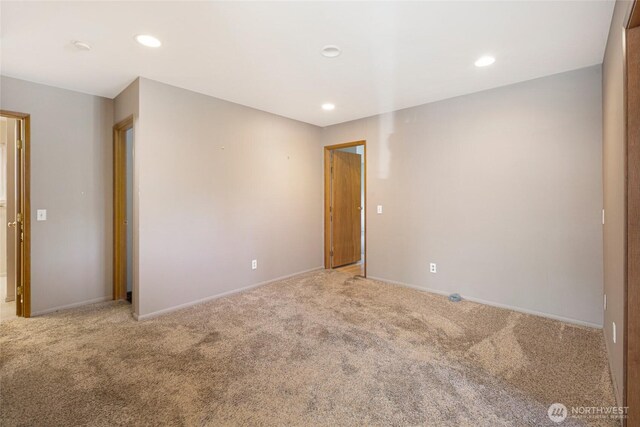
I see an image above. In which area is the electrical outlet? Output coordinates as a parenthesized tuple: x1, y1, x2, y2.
(430, 263, 437, 273)
(377, 205, 383, 214)
(613, 322, 617, 344)
(251, 259, 257, 270)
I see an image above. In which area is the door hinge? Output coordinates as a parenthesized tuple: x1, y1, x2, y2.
(330, 248, 334, 257)
(16, 139, 23, 150)
(16, 285, 23, 296)
(16, 213, 22, 223)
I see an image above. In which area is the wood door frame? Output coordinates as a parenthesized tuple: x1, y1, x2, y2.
(0, 110, 31, 318)
(323, 140, 366, 276)
(113, 116, 133, 301)
(625, 7, 640, 425)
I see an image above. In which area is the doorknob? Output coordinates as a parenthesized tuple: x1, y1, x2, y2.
(357, 207, 363, 210)
(7, 221, 16, 227)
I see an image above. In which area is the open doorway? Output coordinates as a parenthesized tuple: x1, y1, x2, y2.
(324, 141, 366, 277)
(113, 117, 134, 306)
(0, 111, 31, 319)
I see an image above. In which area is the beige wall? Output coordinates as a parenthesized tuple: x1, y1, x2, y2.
(0, 76, 114, 315)
(0, 63, 608, 336)
(322, 66, 604, 326)
(1, 75, 323, 318)
(135, 78, 323, 318)
(602, 0, 634, 407)
(114, 79, 139, 125)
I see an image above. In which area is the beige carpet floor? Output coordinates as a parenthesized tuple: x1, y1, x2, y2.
(0, 270, 617, 426)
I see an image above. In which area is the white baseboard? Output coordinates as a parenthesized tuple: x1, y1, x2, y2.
(134, 266, 325, 321)
(31, 296, 112, 317)
(367, 275, 602, 329)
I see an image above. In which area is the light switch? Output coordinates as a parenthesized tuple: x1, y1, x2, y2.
(377, 205, 383, 214)
(37, 209, 47, 221)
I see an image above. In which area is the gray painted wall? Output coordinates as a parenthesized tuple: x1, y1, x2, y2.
(602, 0, 634, 407)
(1, 64, 606, 334)
(114, 79, 139, 125)
(0, 76, 114, 314)
(322, 66, 604, 327)
(135, 78, 323, 317)
(1, 74, 323, 319)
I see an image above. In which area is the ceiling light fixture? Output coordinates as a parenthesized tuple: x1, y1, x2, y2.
(135, 34, 162, 48)
(321, 45, 341, 58)
(474, 55, 496, 67)
(322, 103, 335, 111)
(72, 40, 91, 51)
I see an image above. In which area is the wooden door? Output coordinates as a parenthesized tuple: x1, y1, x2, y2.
(331, 150, 361, 267)
(0, 112, 30, 317)
(113, 117, 133, 302)
(14, 119, 24, 316)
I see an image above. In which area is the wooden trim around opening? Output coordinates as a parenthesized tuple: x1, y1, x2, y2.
(0, 110, 31, 318)
(625, 24, 640, 427)
(629, 0, 640, 29)
(113, 116, 133, 301)
(323, 140, 366, 277)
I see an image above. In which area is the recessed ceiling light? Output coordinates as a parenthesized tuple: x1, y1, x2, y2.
(135, 34, 162, 48)
(322, 103, 335, 111)
(321, 45, 341, 58)
(474, 55, 496, 67)
(72, 40, 91, 51)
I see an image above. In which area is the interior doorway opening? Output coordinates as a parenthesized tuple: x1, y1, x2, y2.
(324, 141, 366, 277)
(113, 117, 134, 307)
(0, 111, 31, 319)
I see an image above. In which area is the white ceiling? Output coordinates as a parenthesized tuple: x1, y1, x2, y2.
(0, 1, 614, 127)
